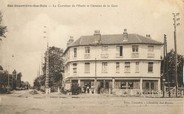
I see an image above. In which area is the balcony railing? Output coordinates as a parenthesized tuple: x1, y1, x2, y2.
(101, 54, 109, 58)
(147, 53, 155, 58)
(131, 53, 139, 58)
(84, 53, 90, 59)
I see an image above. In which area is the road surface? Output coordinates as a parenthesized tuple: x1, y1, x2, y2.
(0, 90, 183, 114)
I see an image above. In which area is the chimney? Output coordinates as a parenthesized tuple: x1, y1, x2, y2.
(94, 30, 101, 44)
(123, 29, 128, 41)
(146, 34, 151, 38)
(67, 36, 74, 47)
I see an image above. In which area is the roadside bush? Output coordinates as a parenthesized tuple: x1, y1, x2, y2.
(0, 88, 7, 94)
(71, 83, 81, 95)
(29, 90, 38, 95)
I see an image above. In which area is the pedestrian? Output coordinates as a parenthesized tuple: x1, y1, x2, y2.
(87, 86, 89, 93)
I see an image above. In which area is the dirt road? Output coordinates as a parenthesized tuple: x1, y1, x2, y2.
(0, 90, 183, 114)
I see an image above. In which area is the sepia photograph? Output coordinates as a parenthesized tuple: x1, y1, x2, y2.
(0, 0, 184, 114)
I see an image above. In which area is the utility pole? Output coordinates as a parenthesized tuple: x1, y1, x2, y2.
(172, 13, 180, 97)
(162, 34, 166, 97)
(44, 26, 50, 94)
(7, 65, 10, 89)
(164, 35, 171, 97)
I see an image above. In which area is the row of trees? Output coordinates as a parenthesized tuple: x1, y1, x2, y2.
(33, 46, 64, 92)
(161, 49, 184, 87)
(0, 66, 30, 93)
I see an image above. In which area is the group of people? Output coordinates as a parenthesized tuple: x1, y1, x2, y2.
(82, 84, 94, 94)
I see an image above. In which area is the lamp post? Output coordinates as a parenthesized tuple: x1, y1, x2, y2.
(172, 13, 180, 97)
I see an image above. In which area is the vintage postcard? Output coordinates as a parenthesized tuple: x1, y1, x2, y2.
(0, 0, 184, 114)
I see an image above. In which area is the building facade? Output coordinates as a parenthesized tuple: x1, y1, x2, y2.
(63, 29, 163, 95)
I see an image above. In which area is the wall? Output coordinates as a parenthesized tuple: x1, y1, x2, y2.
(64, 44, 162, 79)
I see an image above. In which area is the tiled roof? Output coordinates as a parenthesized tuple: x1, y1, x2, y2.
(70, 34, 163, 47)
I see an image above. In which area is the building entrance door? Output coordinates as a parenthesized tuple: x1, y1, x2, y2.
(98, 80, 110, 94)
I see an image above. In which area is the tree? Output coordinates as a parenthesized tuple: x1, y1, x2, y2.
(0, 11, 7, 38)
(16, 72, 22, 88)
(33, 74, 45, 91)
(34, 46, 64, 92)
(161, 49, 184, 87)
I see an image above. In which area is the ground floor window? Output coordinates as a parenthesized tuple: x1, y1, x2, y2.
(143, 80, 158, 93)
(115, 80, 139, 89)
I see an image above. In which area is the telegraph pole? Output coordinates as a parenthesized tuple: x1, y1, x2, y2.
(44, 26, 50, 94)
(162, 34, 167, 97)
(164, 35, 171, 97)
(172, 13, 180, 97)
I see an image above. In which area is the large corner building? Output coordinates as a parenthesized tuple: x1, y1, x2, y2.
(63, 29, 163, 95)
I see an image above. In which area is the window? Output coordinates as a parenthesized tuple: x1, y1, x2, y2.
(148, 46, 154, 52)
(73, 63, 77, 73)
(135, 62, 139, 73)
(121, 81, 126, 89)
(151, 82, 154, 89)
(84, 63, 90, 73)
(132, 45, 139, 52)
(124, 62, 130, 73)
(147, 46, 154, 58)
(102, 62, 108, 73)
(128, 82, 133, 89)
(116, 46, 123, 56)
(84, 47, 90, 59)
(148, 62, 153, 72)
(102, 46, 108, 51)
(101, 46, 109, 58)
(74, 48, 77, 57)
(85, 47, 90, 53)
(146, 82, 149, 89)
(116, 62, 120, 73)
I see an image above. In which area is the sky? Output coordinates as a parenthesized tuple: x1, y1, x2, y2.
(0, 0, 184, 85)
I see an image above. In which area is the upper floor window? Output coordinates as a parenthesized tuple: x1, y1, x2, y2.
(124, 62, 130, 73)
(116, 46, 123, 57)
(101, 46, 109, 58)
(74, 48, 77, 57)
(132, 45, 139, 53)
(85, 47, 90, 54)
(135, 62, 139, 73)
(102, 62, 108, 73)
(116, 62, 120, 73)
(102, 46, 108, 52)
(148, 46, 154, 52)
(84, 63, 90, 73)
(148, 62, 153, 72)
(73, 63, 77, 73)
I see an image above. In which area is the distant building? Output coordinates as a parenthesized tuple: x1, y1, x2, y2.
(63, 29, 163, 94)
